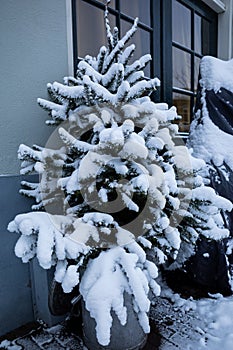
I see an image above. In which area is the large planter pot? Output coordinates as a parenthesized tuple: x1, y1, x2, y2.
(81, 293, 148, 350)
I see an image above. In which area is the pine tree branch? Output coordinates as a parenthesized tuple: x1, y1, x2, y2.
(97, 46, 107, 73)
(125, 54, 151, 78)
(104, 2, 113, 51)
(127, 78, 160, 101)
(52, 82, 84, 99)
(18, 144, 42, 162)
(101, 63, 124, 91)
(119, 44, 136, 66)
(127, 71, 144, 85)
(102, 18, 139, 74)
(59, 127, 94, 153)
(115, 81, 130, 103)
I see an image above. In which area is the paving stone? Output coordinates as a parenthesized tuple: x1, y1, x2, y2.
(16, 337, 41, 350)
(42, 339, 65, 349)
(54, 330, 78, 346)
(64, 337, 84, 350)
(31, 331, 53, 346)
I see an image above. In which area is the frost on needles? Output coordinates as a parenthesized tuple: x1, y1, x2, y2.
(8, 4, 232, 346)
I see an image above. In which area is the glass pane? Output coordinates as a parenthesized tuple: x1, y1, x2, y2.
(77, 1, 116, 57)
(202, 18, 210, 56)
(172, 0, 191, 48)
(173, 93, 191, 132)
(121, 20, 151, 77)
(195, 15, 210, 55)
(173, 47, 191, 90)
(195, 14, 202, 54)
(194, 56, 201, 92)
(120, 0, 151, 26)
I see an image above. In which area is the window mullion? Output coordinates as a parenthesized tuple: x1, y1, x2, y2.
(161, 0, 173, 105)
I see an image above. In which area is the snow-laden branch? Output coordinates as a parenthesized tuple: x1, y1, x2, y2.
(127, 78, 160, 101)
(18, 144, 42, 162)
(125, 54, 152, 78)
(119, 44, 136, 66)
(52, 82, 84, 99)
(102, 18, 139, 74)
(104, 1, 113, 51)
(59, 127, 94, 153)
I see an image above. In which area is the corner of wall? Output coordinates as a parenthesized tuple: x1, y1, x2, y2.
(217, 0, 233, 60)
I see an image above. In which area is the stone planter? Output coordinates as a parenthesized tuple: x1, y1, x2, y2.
(81, 293, 147, 350)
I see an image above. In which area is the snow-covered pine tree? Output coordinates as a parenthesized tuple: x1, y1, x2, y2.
(8, 3, 232, 346)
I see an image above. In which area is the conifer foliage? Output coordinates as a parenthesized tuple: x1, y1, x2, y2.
(8, 3, 232, 346)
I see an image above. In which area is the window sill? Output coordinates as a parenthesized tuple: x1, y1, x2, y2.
(201, 0, 226, 13)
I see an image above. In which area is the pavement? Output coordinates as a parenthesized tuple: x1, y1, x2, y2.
(0, 293, 204, 350)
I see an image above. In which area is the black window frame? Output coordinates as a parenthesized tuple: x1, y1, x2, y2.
(71, 0, 217, 124)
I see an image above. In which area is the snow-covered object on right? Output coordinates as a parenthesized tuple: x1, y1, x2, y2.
(187, 56, 233, 294)
(188, 56, 233, 169)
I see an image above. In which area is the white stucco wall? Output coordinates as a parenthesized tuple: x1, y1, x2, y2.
(218, 0, 233, 59)
(0, 0, 69, 175)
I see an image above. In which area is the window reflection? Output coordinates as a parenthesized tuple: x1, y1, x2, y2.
(202, 18, 210, 55)
(173, 47, 191, 90)
(173, 93, 191, 132)
(195, 15, 210, 55)
(77, 1, 116, 57)
(195, 14, 202, 54)
(120, 0, 151, 26)
(172, 0, 191, 48)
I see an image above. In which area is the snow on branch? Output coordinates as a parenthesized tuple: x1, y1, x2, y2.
(52, 82, 84, 99)
(19, 181, 41, 203)
(127, 78, 160, 101)
(78, 61, 102, 83)
(18, 144, 42, 162)
(119, 44, 136, 66)
(102, 17, 139, 74)
(112, 27, 119, 48)
(83, 75, 115, 104)
(59, 127, 94, 153)
(115, 81, 130, 103)
(38, 98, 68, 123)
(104, 1, 113, 51)
(125, 54, 152, 78)
(101, 63, 124, 91)
(127, 71, 144, 85)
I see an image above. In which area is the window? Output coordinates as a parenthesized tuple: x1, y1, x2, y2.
(171, 0, 217, 132)
(72, 0, 218, 131)
(72, 0, 154, 78)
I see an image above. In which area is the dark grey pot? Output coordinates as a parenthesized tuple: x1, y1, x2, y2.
(81, 293, 148, 350)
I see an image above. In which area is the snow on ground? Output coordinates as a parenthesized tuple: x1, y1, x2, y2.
(195, 294, 233, 349)
(2, 288, 233, 349)
(158, 286, 233, 350)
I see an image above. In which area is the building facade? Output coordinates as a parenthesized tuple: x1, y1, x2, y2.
(0, 0, 232, 336)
